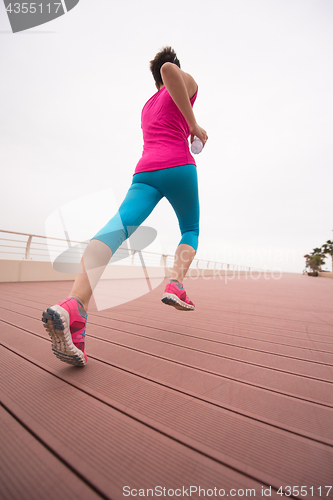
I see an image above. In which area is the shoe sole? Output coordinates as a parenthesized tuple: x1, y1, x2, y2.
(42, 305, 86, 367)
(161, 293, 195, 311)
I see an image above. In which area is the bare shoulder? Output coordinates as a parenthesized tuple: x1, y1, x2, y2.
(161, 63, 198, 98)
(180, 70, 198, 99)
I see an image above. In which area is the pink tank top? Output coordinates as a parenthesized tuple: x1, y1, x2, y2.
(134, 86, 198, 174)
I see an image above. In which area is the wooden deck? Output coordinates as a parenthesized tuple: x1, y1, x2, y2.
(0, 273, 333, 499)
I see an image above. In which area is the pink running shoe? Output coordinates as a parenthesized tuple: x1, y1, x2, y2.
(42, 297, 88, 366)
(161, 280, 195, 311)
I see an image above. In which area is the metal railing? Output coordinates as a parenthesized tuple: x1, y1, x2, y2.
(0, 229, 254, 272)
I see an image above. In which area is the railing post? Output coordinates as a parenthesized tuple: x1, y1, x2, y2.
(160, 254, 169, 278)
(25, 235, 32, 259)
(160, 254, 166, 266)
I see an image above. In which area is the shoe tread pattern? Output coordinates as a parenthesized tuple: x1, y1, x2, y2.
(161, 294, 194, 311)
(42, 308, 86, 367)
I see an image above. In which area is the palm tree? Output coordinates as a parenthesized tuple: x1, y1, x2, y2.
(306, 255, 322, 275)
(304, 247, 326, 272)
(310, 247, 326, 271)
(322, 240, 333, 271)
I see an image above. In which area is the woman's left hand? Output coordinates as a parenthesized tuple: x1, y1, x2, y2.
(190, 123, 208, 148)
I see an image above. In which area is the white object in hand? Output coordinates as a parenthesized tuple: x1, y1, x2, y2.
(191, 136, 203, 154)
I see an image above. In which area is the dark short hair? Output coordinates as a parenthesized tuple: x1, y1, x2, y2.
(150, 47, 181, 88)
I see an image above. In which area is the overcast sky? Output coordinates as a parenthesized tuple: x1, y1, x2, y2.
(1, 0, 333, 273)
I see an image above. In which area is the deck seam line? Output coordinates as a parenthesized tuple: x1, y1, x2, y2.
(90, 330, 333, 379)
(0, 349, 310, 497)
(1, 321, 333, 407)
(92, 335, 333, 385)
(1, 291, 332, 331)
(1, 300, 333, 350)
(94, 312, 333, 343)
(0, 308, 333, 368)
(89, 322, 333, 365)
(0, 401, 111, 500)
(1, 342, 333, 447)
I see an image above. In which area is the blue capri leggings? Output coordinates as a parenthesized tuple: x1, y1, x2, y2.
(92, 164, 200, 253)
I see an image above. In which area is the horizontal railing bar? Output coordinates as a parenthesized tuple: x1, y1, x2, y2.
(0, 229, 83, 244)
(0, 245, 29, 249)
(0, 238, 30, 243)
(0, 251, 26, 256)
(0, 231, 164, 257)
(0, 229, 260, 271)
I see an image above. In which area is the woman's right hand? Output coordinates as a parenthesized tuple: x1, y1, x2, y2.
(190, 123, 208, 148)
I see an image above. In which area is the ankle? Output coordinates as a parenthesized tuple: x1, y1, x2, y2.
(69, 295, 88, 312)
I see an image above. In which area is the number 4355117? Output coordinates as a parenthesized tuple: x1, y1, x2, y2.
(277, 486, 332, 497)
(6, 3, 62, 14)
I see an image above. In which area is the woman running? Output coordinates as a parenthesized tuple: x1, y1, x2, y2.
(42, 46, 208, 367)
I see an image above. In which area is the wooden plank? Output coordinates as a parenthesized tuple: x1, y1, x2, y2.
(0, 275, 332, 499)
(1, 347, 271, 498)
(1, 320, 333, 446)
(1, 322, 333, 487)
(1, 305, 332, 407)
(0, 405, 103, 500)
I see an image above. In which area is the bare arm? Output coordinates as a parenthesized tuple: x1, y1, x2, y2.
(160, 62, 208, 146)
